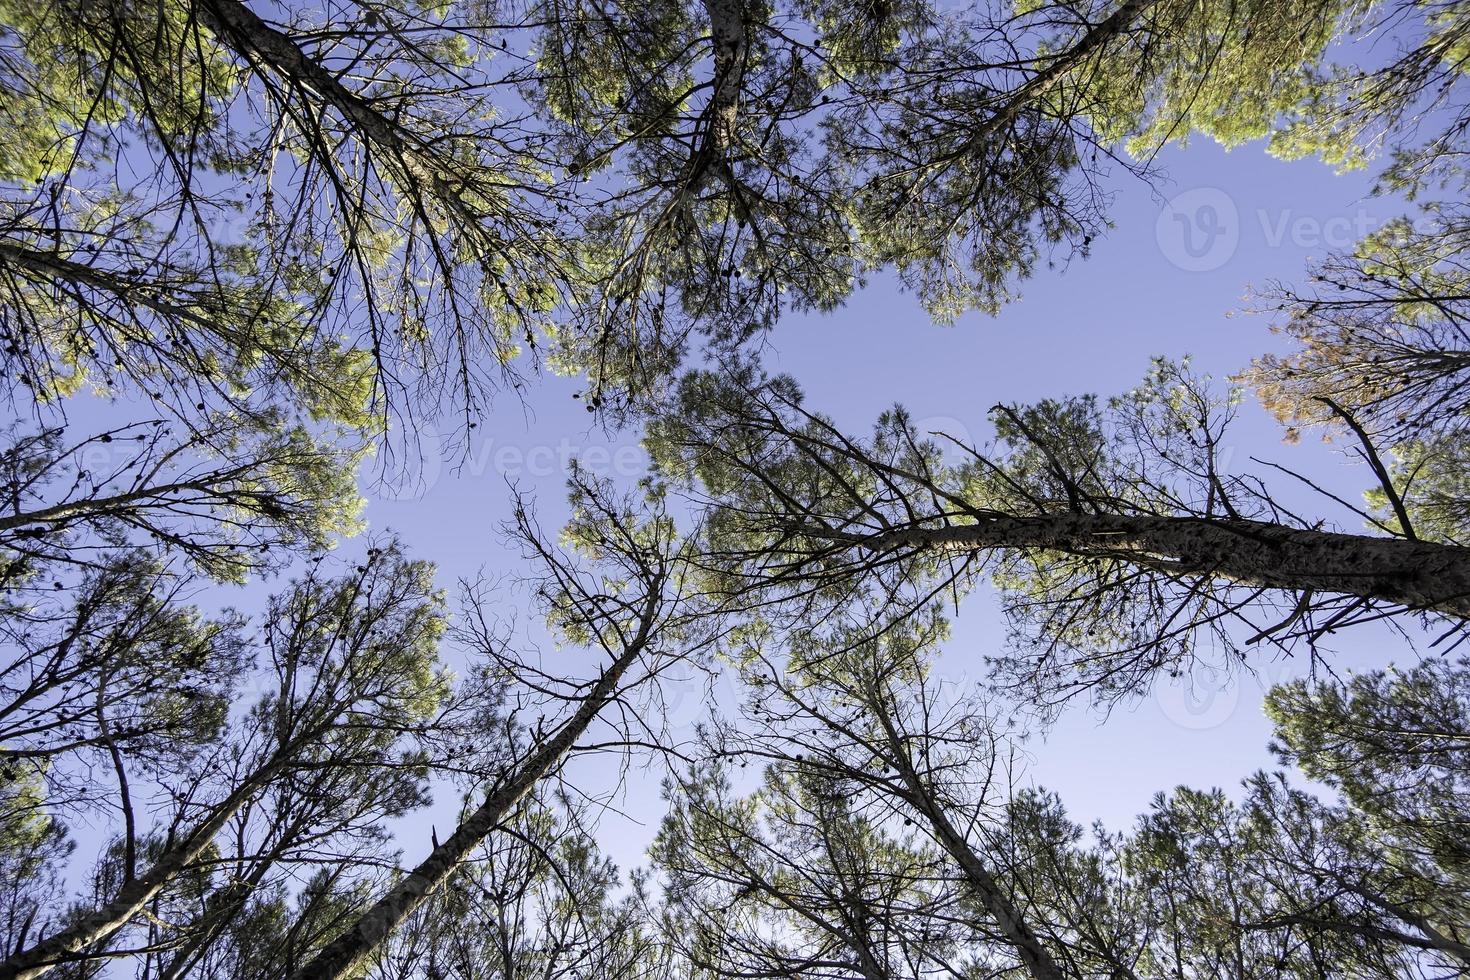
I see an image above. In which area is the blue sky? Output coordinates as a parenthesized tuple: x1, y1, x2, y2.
(30, 125, 1422, 880)
(341, 134, 1424, 869)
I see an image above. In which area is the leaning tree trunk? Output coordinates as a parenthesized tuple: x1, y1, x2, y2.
(868, 705, 1067, 980)
(965, 0, 1158, 150)
(193, 0, 464, 212)
(285, 603, 657, 980)
(0, 756, 290, 980)
(862, 513, 1470, 620)
(0, 239, 231, 331)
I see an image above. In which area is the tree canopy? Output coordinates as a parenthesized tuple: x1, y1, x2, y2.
(5, 1, 1470, 979)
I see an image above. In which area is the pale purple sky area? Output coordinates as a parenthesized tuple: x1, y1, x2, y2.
(351, 135, 1418, 869)
(45, 131, 1420, 877)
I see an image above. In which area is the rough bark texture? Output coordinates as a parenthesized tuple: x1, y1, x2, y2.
(870, 709, 1066, 980)
(286, 598, 658, 980)
(0, 758, 287, 980)
(194, 0, 467, 210)
(965, 0, 1157, 149)
(864, 513, 1470, 619)
(0, 239, 230, 330)
(702, 0, 747, 157)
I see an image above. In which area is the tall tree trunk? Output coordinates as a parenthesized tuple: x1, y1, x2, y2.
(861, 512, 1470, 619)
(193, 0, 462, 210)
(0, 757, 289, 980)
(701, 0, 747, 157)
(0, 239, 237, 331)
(868, 705, 1067, 980)
(965, 0, 1158, 150)
(155, 809, 317, 980)
(285, 597, 658, 980)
